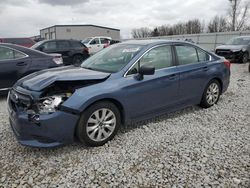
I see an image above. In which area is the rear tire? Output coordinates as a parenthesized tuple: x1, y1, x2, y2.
(200, 79, 221, 108)
(76, 101, 121, 147)
(72, 54, 84, 65)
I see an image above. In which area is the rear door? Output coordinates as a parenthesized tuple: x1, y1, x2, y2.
(0, 46, 30, 89)
(88, 38, 101, 54)
(174, 44, 211, 104)
(56, 40, 71, 62)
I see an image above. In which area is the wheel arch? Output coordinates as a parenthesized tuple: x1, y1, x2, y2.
(80, 98, 126, 125)
(212, 77, 223, 94)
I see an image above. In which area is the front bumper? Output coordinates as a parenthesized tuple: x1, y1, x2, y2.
(215, 50, 244, 63)
(7, 92, 79, 148)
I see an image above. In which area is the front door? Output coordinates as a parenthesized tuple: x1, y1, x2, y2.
(123, 45, 180, 119)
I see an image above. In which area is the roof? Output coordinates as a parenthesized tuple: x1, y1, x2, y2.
(122, 39, 182, 45)
(40, 24, 120, 31)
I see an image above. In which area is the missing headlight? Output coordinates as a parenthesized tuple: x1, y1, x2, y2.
(37, 93, 71, 114)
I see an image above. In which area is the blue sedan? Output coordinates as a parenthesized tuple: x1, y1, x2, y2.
(7, 40, 230, 147)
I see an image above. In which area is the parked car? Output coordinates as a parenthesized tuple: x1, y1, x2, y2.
(82, 36, 112, 55)
(0, 43, 63, 92)
(8, 40, 230, 148)
(0, 38, 35, 48)
(215, 36, 250, 63)
(31, 39, 89, 65)
(103, 39, 121, 48)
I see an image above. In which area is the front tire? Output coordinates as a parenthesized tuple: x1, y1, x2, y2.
(76, 102, 121, 147)
(242, 52, 249, 64)
(200, 80, 221, 108)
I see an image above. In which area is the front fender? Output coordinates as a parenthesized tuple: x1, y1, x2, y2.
(61, 81, 129, 122)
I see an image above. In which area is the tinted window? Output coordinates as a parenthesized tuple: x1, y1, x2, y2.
(197, 49, 209, 62)
(57, 41, 70, 49)
(90, 38, 100, 45)
(71, 41, 84, 48)
(175, 45, 198, 65)
(43, 41, 57, 50)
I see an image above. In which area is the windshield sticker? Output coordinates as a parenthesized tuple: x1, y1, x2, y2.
(122, 48, 140, 53)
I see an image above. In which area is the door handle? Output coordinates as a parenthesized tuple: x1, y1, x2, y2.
(168, 74, 177, 80)
(16, 62, 27, 66)
(202, 66, 208, 71)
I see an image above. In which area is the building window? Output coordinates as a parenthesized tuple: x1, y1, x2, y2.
(107, 30, 110, 33)
(66, 28, 71, 33)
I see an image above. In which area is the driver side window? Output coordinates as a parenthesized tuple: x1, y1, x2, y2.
(127, 45, 173, 75)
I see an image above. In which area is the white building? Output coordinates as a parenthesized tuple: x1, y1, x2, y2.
(40, 24, 120, 41)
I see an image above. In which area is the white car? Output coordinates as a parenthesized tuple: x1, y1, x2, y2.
(82, 36, 111, 55)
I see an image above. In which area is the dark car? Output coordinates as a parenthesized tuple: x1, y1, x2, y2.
(8, 40, 230, 148)
(0, 38, 35, 48)
(0, 43, 63, 92)
(31, 39, 90, 65)
(215, 36, 250, 63)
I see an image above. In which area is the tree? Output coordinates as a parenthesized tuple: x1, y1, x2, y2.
(131, 27, 151, 38)
(208, 16, 228, 32)
(228, 0, 250, 31)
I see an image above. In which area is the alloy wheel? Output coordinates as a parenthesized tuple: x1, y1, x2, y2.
(86, 108, 116, 142)
(206, 83, 219, 105)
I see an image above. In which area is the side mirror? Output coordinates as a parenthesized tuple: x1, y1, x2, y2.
(135, 65, 155, 80)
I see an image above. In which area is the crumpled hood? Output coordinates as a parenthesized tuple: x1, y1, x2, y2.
(16, 66, 110, 91)
(216, 44, 247, 51)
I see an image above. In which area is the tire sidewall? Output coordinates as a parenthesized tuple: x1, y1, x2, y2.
(73, 54, 84, 65)
(77, 102, 121, 147)
(200, 79, 221, 108)
(242, 52, 249, 64)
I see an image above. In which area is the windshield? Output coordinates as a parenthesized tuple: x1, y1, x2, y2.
(226, 37, 250, 45)
(81, 44, 143, 73)
(30, 41, 44, 49)
(82, 38, 92, 44)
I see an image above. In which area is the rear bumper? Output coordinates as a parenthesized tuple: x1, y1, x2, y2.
(8, 96, 79, 148)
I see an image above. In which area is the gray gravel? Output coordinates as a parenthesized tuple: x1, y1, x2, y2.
(0, 64, 249, 187)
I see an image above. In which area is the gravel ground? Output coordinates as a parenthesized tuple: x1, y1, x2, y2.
(0, 64, 249, 188)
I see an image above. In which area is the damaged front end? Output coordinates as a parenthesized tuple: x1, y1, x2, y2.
(7, 78, 107, 147)
(11, 79, 105, 121)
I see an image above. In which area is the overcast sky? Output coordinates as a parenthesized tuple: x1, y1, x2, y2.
(0, 0, 229, 39)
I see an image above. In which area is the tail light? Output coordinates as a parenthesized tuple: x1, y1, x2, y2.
(223, 59, 231, 69)
(53, 57, 63, 65)
(84, 47, 89, 54)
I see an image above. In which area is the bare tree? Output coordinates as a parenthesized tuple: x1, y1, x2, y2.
(131, 27, 151, 38)
(208, 16, 228, 32)
(228, 0, 250, 31)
